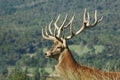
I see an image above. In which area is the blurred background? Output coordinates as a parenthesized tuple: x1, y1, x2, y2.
(0, 0, 120, 80)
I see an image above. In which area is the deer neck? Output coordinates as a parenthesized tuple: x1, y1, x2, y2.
(56, 48, 78, 73)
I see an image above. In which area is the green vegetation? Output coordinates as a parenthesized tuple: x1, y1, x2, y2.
(9, 71, 29, 80)
(0, 0, 120, 79)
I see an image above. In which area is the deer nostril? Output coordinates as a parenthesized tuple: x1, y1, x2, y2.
(45, 53, 47, 56)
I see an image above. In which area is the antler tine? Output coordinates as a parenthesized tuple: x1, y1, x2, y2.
(91, 10, 98, 26)
(64, 14, 75, 39)
(86, 12, 90, 26)
(42, 26, 56, 40)
(70, 15, 75, 33)
(45, 26, 49, 36)
(54, 14, 60, 30)
(98, 16, 103, 22)
(60, 14, 68, 28)
(42, 28, 50, 40)
(64, 14, 75, 28)
(48, 20, 53, 35)
(54, 26, 57, 36)
(84, 8, 87, 22)
(56, 14, 68, 37)
(89, 10, 103, 27)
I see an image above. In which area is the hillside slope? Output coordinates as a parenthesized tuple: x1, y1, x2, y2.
(0, 0, 120, 76)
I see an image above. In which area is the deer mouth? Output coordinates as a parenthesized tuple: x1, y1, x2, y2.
(44, 52, 50, 57)
(44, 52, 55, 58)
(44, 52, 60, 60)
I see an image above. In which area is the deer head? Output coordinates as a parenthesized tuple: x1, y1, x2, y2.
(42, 9, 103, 60)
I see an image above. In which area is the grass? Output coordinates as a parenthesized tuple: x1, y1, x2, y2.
(8, 66, 53, 74)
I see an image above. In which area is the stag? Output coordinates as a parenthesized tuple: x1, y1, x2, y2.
(42, 9, 120, 80)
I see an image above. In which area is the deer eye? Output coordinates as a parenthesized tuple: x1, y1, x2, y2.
(57, 46, 61, 49)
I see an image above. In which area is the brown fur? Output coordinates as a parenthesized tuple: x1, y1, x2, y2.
(55, 48, 120, 80)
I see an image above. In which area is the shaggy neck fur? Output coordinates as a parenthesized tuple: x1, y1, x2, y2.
(55, 48, 79, 77)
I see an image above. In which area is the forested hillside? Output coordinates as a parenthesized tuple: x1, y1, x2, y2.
(0, 0, 120, 79)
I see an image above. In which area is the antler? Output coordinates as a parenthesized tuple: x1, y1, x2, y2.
(65, 9, 103, 40)
(54, 14, 75, 37)
(42, 14, 75, 41)
(42, 9, 103, 41)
